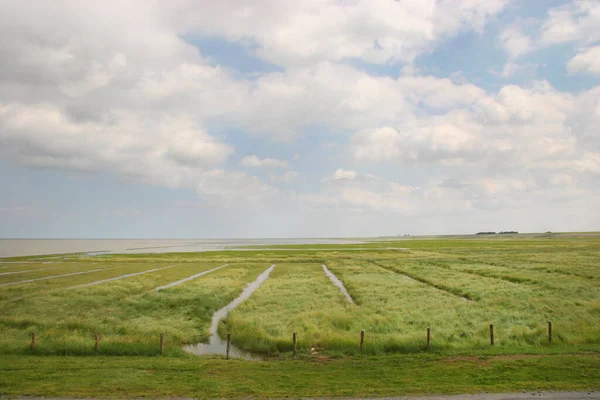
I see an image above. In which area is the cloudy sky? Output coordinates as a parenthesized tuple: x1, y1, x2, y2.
(1, 0, 599, 238)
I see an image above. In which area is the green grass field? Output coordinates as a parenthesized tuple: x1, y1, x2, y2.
(1, 235, 599, 397)
(2, 354, 600, 398)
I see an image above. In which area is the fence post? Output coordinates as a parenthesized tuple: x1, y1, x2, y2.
(30, 332, 36, 350)
(360, 330, 365, 353)
(160, 333, 164, 355)
(427, 328, 431, 349)
(226, 333, 231, 360)
(548, 321, 552, 343)
(95, 333, 100, 354)
(293, 332, 297, 356)
(490, 324, 494, 346)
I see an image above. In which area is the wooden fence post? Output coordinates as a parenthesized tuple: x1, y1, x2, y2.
(360, 330, 365, 353)
(490, 324, 494, 346)
(30, 332, 36, 350)
(160, 333, 164, 355)
(548, 321, 552, 343)
(293, 332, 297, 356)
(426, 328, 431, 349)
(226, 333, 231, 360)
(95, 333, 100, 354)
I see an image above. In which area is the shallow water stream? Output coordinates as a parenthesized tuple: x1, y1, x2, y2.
(155, 264, 228, 291)
(184, 265, 275, 359)
(322, 264, 354, 304)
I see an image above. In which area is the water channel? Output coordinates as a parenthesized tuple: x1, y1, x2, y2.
(322, 264, 354, 304)
(184, 264, 275, 359)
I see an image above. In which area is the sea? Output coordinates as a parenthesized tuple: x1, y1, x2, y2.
(0, 238, 362, 258)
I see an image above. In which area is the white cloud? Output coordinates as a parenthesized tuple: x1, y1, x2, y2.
(350, 127, 404, 162)
(302, 168, 423, 213)
(498, 1, 600, 59)
(269, 170, 299, 183)
(567, 46, 600, 75)
(347, 80, 600, 185)
(397, 75, 485, 109)
(332, 169, 358, 181)
(196, 169, 277, 208)
(500, 24, 533, 58)
(302, 171, 420, 213)
(571, 153, 600, 173)
(0, 103, 233, 187)
(176, 0, 513, 68)
(350, 123, 478, 164)
(236, 65, 483, 140)
(323, 169, 378, 183)
(491, 61, 539, 78)
(0, 0, 598, 231)
(550, 173, 573, 186)
(300, 167, 593, 220)
(0, 1, 512, 153)
(566, 86, 600, 146)
(538, 0, 600, 47)
(240, 155, 289, 168)
(337, 185, 414, 212)
(480, 178, 532, 195)
(233, 62, 412, 139)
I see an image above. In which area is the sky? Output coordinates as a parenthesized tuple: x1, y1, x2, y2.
(0, 0, 599, 238)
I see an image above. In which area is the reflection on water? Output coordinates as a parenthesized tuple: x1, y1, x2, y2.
(322, 264, 354, 304)
(184, 265, 275, 359)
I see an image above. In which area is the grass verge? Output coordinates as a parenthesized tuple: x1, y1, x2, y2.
(1, 354, 599, 398)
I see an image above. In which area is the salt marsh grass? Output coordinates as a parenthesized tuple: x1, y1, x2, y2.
(0, 235, 598, 357)
(221, 238, 600, 355)
(224, 263, 357, 354)
(0, 262, 112, 285)
(0, 262, 268, 355)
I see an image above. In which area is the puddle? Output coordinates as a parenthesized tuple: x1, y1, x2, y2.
(322, 264, 354, 304)
(155, 264, 228, 291)
(184, 264, 275, 359)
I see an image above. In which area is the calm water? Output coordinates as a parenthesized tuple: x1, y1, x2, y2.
(0, 238, 362, 258)
(184, 265, 276, 359)
(322, 264, 354, 304)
